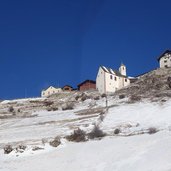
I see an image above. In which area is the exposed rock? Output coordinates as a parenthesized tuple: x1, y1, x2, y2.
(4, 145, 13, 154)
(49, 137, 61, 147)
(32, 146, 44, 151)
(62, 102, 74, 110)
(114, 128, 121, 135)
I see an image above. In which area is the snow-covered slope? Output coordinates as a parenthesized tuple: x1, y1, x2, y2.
(1, 132, 171, 171)
(1, 96, 171, 171)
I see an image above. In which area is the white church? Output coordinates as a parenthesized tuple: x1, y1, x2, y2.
(157, 50, 171, 68)
(96, 63, 130, 94)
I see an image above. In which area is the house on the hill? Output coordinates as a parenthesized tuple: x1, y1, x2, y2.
(77, 80, 96, 91)
(96, 64, 130, 94)
(62, 85, 73, 91)
(158, 50, 171, 68)
(41, 86, 62, 97)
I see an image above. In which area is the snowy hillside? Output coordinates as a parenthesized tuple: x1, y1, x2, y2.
(1, 68, 171, 171)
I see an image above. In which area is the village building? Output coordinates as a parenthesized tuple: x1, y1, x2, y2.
(41, 86, 62, 97)
(62, 85, 73, 91)
(96, 64, 130, 94)
(158, 50, 171, 68)
(77, 80, 96, 91)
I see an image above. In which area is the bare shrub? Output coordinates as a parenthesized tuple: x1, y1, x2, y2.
(114, 128, 121, 135)
(148, 127, 158, 134)
(17, 145, 27, 150)
(101, 94, 107, 98)
(49, 136, 61, 147)
(32, 146, 44, 151)
(15, 144, 27, 153)
(62, 102, 74, 110)
(129, 95, 141, 103)
(66, 128, 86, 142)
(88, 125, 106, 139)
(94, 96, 100, 100)
(47, 106, 58, 111)
(119, 94, 125, 99)
(8, 106, 14, 113)
(81, 96, 87, 101)
(75, 95, 80, 101)
(167, 77, 171, 88)
(4, 145, 13, 154)
(43, 101, 54, 106)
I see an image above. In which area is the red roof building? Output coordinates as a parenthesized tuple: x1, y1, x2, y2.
(62, 85, 73, 91)
(77, 80, 96, 91)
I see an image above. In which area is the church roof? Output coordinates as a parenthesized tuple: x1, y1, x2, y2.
(157, 50, 171, 62)
(100, 66, 127, 78)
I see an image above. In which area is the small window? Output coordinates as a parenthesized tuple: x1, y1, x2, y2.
(164, 60, 167, 63)
(125, 78, 127, 82)
(165, 65, 168, 68)
(110, 75, 113, 79)
(115, 77, 117, 81)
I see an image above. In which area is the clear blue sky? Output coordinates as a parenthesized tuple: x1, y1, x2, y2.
(0, 0, 171, 99)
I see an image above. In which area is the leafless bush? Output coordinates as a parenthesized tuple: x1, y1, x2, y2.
(88, 125, 106, 139)
(129, 95, 141, 103)
(81, 96, 87, 101)
(32, 146, 44, 151)
(4, 145, 13, 154)
(94, 96, 100, 100)
(119, 94, 125, 99)
(49, 136, 61, 147)
(148, 127, 158, 134)
(8, 106, 14, 113)
(15, 144, 27, 153)
(47, 106, 58, 111)
(43, 101, 54, 106)
(101, 94, 107, 98)
(17, 145, 27, 150)
(75, 95, 80, 101)
(114, 128, 121, 135)
(66, 128, 87, 142)
(167, 77, 171, 88)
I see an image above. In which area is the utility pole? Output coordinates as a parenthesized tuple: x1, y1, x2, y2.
(105, 95, 108, 108)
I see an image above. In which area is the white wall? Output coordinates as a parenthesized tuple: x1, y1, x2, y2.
(159, 55, 171, 68)
(96, 67, 105, 94)
(41, 86, 62, 97)
(105, 73, 118, 93)
(123, 77, 130, 87)
(119, 65, 126, 76)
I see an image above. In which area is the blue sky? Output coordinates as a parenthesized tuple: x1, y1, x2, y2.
(0, 0, 171, 99)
